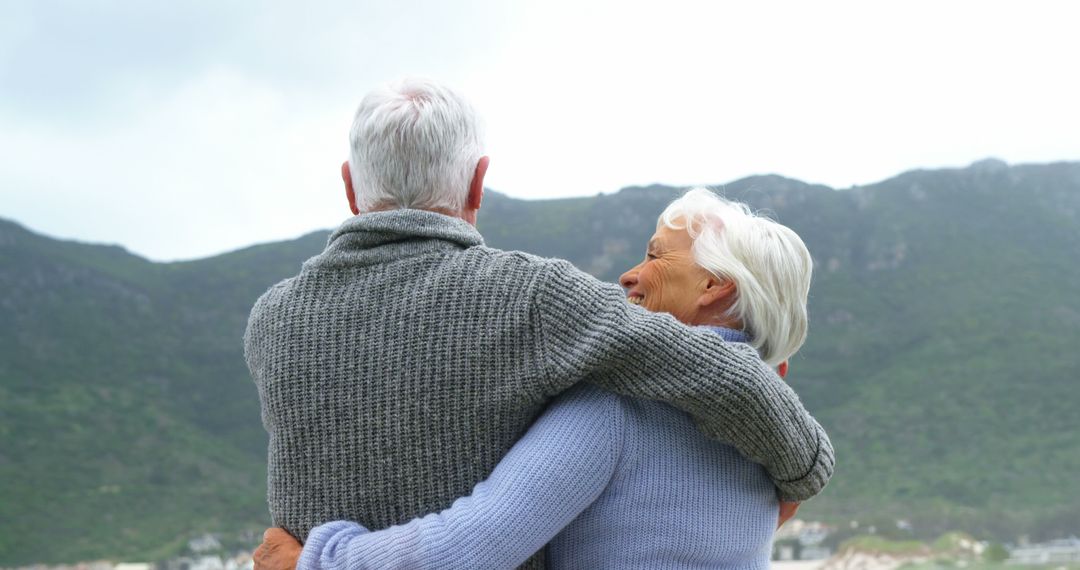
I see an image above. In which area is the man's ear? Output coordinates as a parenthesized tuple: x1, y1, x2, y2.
(342, 161, 360, 215)
(467, 156, 490, 211)
(697, 276, 737, 310)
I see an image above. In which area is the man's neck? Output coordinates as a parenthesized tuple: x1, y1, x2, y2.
(363, 204, 475, 226)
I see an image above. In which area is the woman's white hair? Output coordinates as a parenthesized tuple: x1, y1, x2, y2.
(659, 188, 813, 367)
(348, 78, 485, 213)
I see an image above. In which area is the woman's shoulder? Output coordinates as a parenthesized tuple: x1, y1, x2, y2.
(540, 384, 628, 446)
(550, 383, 624, 411)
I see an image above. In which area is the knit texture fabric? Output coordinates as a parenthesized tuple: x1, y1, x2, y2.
(548, 389, 775, 568)
(245, 209, 834, 569)
(296, 328, 775, 570)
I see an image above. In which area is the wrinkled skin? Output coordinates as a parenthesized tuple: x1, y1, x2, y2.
(253, 528, 301, 570)
(622, 224, 721, 326)
(619, 224, 737, 327)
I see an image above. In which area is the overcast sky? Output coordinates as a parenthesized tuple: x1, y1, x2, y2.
(2, 0, 1078, 260)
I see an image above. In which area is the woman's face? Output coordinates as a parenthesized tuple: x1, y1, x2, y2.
(619, 224, 716, 325)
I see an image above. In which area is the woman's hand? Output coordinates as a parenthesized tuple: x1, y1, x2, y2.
(253, 528, 303, 570)
(778, 501, 800, 528)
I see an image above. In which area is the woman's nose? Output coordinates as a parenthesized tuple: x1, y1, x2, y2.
(619, 264, 640, 289)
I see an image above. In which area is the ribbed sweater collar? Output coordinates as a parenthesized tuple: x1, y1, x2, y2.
(328, 209, 485, 249)
(702, 326, 751, 344)
(308, 209, 484, 269)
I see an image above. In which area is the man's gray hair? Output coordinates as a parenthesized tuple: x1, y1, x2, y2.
(348, 78, 485, 213)
(659, 188, 813, 367)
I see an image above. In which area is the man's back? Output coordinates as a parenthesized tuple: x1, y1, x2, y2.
(246, 210, 555, 543)
(247, 208, 833, 569)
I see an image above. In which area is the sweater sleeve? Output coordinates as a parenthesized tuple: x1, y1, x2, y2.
(532, 259, 833, 502)
(296, 385, 622, 570)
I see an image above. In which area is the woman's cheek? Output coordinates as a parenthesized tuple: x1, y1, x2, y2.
(645, 264, 671, 312)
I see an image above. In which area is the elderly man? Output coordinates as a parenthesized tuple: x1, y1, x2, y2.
(244, 78, 833, 570)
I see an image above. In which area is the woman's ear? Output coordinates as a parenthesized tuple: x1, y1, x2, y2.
(697, 276, 737, 310)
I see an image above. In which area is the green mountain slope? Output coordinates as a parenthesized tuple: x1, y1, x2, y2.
(1, 159, 1078, 564)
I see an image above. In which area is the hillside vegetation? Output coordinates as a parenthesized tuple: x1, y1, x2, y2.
(1, 159, 1078, 564)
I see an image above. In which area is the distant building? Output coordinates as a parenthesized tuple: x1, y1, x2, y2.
(188, 535, 222, 554)
(114, 564, 152, 570)
(1009, 537, 1080, 565)
(773, 520, 835, 561)
(186, 557, 224, 570)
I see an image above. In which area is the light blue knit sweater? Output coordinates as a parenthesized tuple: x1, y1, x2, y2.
(297, 328, 777, 569)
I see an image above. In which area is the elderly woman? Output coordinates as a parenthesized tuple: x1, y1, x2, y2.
(256, 188, 816, 569)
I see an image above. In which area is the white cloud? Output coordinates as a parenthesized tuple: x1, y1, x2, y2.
(1, 0, 1078, 259)
(1, 67, 351, 260)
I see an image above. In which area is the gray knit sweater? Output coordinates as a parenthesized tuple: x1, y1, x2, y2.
(244, 209, 833, 568)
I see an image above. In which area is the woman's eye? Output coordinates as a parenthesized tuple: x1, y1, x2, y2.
(646, 253, 658, 260)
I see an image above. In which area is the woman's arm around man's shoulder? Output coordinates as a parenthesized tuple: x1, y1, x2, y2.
(255, 385, 625, 570)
